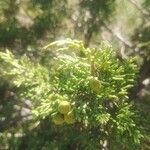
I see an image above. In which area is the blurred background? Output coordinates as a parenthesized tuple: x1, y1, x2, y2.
(0, 0, 149, 149)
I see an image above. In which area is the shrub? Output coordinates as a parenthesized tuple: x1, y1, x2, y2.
(0, 39, 142, 149)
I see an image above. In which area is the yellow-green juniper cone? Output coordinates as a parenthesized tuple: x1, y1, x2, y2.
(52, 113, 64, 125)
(64, 111, 75, 124)
(89, 77, 101, 94)
(58, 101, 71, 114)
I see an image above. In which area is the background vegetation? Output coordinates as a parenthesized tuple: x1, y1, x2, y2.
(0, 0, 149, 149)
